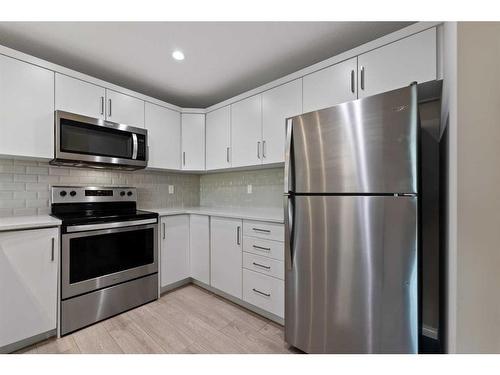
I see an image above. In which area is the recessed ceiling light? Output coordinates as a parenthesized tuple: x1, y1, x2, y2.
(172, 50, 185, 61)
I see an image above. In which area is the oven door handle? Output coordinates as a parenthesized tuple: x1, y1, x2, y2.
(66, 218, 157, 233)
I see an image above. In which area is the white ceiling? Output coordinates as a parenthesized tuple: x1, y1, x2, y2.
(0, 22, 413, 108)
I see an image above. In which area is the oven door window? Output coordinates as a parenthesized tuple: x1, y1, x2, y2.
(69, 227, 154, 284)
(60, 118, 134, 159)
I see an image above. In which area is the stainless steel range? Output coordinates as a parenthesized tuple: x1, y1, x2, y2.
(51, 186, 158, 336)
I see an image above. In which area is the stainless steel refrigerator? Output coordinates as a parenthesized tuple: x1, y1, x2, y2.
(284, 84, 423, 354)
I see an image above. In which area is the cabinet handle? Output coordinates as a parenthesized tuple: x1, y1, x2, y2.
(262, 140, 266, 158)
(237, 226, 241, 245)
(252, 227, 270, 233)
(252, 288, 271, 297)
(51, 237, 55, 262)
(252, 244, 271, 251)
(100, 96, 105, 115)
(360, 66, 365, 91)
(252, 262, 271, 270)
(183, 151, 186, 166)
(108, 98, 112, 117)
(226, 147, 230, 163)
(162, 222, 166, 240)
(350, 70, 355, 93)
(257, 141, 261, 159)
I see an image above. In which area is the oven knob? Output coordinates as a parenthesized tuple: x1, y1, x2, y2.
(70, 191, 77, 197)
(120, 191, 126, 197)
(59, 190, 67, 197)
(127, 191, 133, 196)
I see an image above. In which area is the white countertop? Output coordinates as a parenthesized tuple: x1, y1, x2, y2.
(0, 215, 62, 232)
(146, 206, 284, 223)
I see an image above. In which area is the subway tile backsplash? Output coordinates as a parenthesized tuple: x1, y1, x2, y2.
(0, 158, 284, 218)
(0, 158, 200, 217)
(200, 168, 284, 209)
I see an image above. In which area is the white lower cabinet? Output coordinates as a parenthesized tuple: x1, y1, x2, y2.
(0, 228, 59, 351)
(210, 217, 242, 299)
(189, 215, 210, 284)
(160, 215, 190, 287)
(243, 269, 284, 318)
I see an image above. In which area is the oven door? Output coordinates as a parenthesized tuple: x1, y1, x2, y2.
(61, 222, 158, 299)
(54, 110, 148, 169)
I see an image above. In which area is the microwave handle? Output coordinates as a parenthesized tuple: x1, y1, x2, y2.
(132, 133, 138, 160)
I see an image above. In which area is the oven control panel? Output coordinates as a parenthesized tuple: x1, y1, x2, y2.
(51, 186, 137, 204)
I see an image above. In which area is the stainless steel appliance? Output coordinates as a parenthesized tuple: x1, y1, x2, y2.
(51, 186, 158, 336)
(51, 111, 148, 170)
(284, 82, 442, 354)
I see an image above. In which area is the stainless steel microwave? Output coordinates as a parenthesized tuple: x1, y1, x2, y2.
(51, 111, 148, 170)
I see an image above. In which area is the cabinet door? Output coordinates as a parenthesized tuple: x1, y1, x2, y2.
(0, 228, 59, 349)
(160, 215, 190, 287)
(262, 79, 302, 164)
(303, 57, 358, 113)
(106, 89, 145, 127)
(210, 217, 242, 299)
(0, 55, 54, 159)
(181, 113, 205, 170)
(358, 28, 437, 98)
(55, 73, 106, 119)
(190, 215, 210, 284)
(231, 94, 262, 168)
(145, 102, 181, 170)
(206, 106, 231, 170)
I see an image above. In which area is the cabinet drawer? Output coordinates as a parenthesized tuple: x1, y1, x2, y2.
(243, 252, 284, 280)
(243, 269, 284, 318)
(243, 220, 284, 242)
(243, 236, 284, 261)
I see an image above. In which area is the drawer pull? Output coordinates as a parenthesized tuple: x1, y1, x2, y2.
(252, 262, 271, 270)
(252, 227, 271, 233)
(253, 245, 271, 251)
(252, 288, 271, 297)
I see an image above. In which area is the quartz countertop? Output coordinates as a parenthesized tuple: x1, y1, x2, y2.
(0, 215, 62, 232)
(145, 206, 284, 223)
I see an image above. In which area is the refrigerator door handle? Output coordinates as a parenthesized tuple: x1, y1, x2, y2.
(284, 194, 295, 271)
(284, 118, 294, 194)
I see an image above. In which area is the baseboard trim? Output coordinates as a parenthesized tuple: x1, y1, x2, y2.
(1, 329, 56, 354)
(160, 278, 192, 295)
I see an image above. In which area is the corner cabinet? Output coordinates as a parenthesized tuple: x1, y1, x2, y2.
(145, 102, 181, 170)
(0, 228, 59, 352)
(189, 215, 210, 284)
(357, 28, 437, 98)
(0, 54, 54, 159)
(206, 106, 231, 170)
(181, 113, 206, 171)
(160, 215, 190, 288)
(262, 79, 302, 164)
(210, 217, 243, 299)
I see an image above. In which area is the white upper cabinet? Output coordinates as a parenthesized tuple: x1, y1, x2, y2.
(145, 102, 181, 170)
(0, 54, 54, 159)
(206, 106, 231, 170)
(303, 57, 358, 113)
(210, 217, 243, 299)
(262, 79, 302, 164)
(181, 113, 205, 171)
(231, 94, 262, 168)
(358, 28, 437, 98)
(55, 73, 106, 119)
(106, 89, 145, 127)
(160, 215, 190, 287)
(0, 228, 59, 349)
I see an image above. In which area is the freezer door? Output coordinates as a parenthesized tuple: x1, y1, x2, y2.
(287, 85, 417, 194)
(284, 195, 417, 353)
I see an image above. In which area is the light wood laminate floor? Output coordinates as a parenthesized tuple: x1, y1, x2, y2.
(17, 284, 299, 354)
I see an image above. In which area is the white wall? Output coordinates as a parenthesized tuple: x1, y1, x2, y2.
(454, 22, 500, 353)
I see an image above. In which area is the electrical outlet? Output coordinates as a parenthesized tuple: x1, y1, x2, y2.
(247, 184, 252, 194)
(168, 185, 174, 194)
